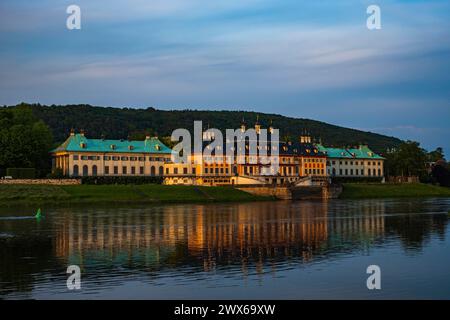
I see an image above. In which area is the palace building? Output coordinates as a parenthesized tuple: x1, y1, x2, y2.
(51, 123, 384, 185)
(316, 144, 385, 179)
(51, 130, 172, 177)
(163, 121, 327, 186)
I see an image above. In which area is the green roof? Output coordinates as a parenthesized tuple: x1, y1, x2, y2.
(316, 144, 384, 160)
(52, 134, 172, 154)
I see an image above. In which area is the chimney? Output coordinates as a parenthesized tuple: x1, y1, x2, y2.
(80, 129, 85, 137)
(240, 117, 246, 132)
(70, 128, 75, 136)
(255, 115, 261, 134)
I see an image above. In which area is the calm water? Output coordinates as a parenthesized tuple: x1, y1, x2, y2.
(1, 198, 450, 299)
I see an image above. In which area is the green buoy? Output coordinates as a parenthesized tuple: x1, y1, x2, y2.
(35, 208, 42, 219)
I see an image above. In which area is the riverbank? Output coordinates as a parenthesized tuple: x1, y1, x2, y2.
(0, 184, 272, 207)
(340, 183, 450, 199)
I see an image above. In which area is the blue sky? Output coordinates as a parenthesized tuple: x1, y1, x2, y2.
(0, 0, 449, 153)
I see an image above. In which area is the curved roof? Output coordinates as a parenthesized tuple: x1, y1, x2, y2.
(52, 134, 172, 154)
(316, 144, 384, 160)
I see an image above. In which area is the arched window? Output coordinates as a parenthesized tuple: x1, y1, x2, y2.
(92, 165, 98, 176)
(332, 168, 336, 176)
(151, 166, 156, 176)
(159, 166, 164, 176)
(82, 165, 89, 176)
(73, 165, 79, 177)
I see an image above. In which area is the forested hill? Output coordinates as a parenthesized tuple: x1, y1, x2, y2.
(6, 103, 402, 154)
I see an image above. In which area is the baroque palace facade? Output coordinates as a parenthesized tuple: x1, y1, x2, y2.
(52, 122, 385, 185)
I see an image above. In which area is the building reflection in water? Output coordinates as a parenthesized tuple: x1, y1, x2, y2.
(54, 200, 390, 275)
(1, 198, 448, 297)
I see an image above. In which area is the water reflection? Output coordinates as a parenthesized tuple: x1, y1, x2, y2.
(1, 198, 449, 299)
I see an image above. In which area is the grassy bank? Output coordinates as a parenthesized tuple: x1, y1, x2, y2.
(0, 184, 271, 207)
(340, 183, 450, 199)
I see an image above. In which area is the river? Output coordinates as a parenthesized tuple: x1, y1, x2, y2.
(1, 198, 450, 299)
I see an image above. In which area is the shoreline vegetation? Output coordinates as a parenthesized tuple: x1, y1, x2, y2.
(0, 183, 449, 208)
(0, 184, 272, 207)
(340, 183, 450, 199)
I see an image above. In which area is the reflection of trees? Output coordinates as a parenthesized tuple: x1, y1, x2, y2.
(386, 212, 448, 251)
(0, 236, 57, 295)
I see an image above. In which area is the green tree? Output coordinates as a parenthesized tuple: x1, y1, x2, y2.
(427, 147, 445, 162)
(385, 141, 427, 177)
(0, 106, 53, 176)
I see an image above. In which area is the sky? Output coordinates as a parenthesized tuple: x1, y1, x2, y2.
(0, 0, 449, 154)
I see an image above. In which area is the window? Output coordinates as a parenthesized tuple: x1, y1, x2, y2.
(166, 168, 169, 174)
(339, 169, 343, 175)
(121, 157, 128, 161)
(82, 165, 88, 176)
(130, 157, 137, 161)
(92, 165, 98, 176)
(174, 168, 178, 174)
(140, 167, 144, 175)
(112, 156, 120, 161)
(105, 166, 110, 175)
(345, 169, 348, 175)
(355, 169, 358, 175)
(139, 157, 145, 162)
(114, 166, 118, 174)
(378, 169, 382, 176)
(73, 165, 79, 176)
(104, 156, 111, 161)
(350, 169, 353, 175)
(122, 166, 127, 175)
(183, 168, 188, 175)
(131, 167, 136, 175)
(192, 168, 196, 174)
(151, 166, 156, 176)
(73, 155, 79, 160)
(159, 166, 164, 175)
(205, 168, 209, 174)
(81, 156, 88, 160)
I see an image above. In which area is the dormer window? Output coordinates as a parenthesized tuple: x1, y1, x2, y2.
(128, 145, 134, 150)
(80, 142, 86, 148)
(155, 144, 161, 151)
(110, 144, 116, 150)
